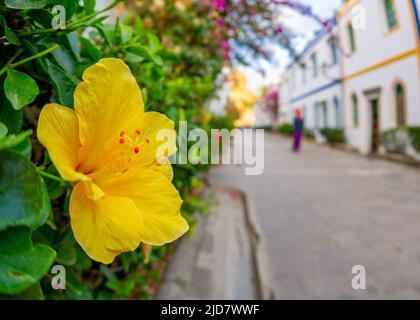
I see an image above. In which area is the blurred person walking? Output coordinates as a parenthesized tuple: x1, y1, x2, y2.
(293, 109, 304, 152)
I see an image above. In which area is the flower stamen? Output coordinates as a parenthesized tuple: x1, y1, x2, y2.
(118, 129, 150, 155)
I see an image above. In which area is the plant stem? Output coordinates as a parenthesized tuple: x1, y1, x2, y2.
(0, 49, 22, 77)
(38, 169, 68, 184)
(16, 0, 119, 37)
(9, 44, 59, 68)
(67, 0, 119, 29)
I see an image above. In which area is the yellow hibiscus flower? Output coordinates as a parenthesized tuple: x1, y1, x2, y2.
(37, 58, 188, 264)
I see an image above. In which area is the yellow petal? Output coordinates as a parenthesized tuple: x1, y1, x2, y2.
(74, 58, 144, 173)
(97, 168, 188, 246)
(37, 103, 87, 182)
(132, 112, 177, 166)
(153, 160, 174, 181)
(69, 181, 143, 264)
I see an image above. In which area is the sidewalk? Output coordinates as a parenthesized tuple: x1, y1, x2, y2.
(155, 187, 275, 300)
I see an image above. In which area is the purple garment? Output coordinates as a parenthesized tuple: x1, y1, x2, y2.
(293, 132, 303, 152)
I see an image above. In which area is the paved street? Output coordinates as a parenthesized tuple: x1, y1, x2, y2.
(210, 132, 420, 299)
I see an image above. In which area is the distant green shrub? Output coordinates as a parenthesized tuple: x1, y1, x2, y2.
(408, 127, 420, 152)
(320, 128, 346, 144)
(278, 123, 294, 136)
(381, 128, 406, 153)
(304, 128, 315, 140)
(381, 127, 420, 153)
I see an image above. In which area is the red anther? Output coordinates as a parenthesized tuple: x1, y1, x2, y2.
(145, 138, 150, 144)
(135, 129, 141, 135)
(120, 131, 125, 137)
(134, 146, 140, 154)
(119, 138, 125, 144)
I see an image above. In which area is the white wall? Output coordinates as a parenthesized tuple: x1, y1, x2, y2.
(284, 24, 342, 130)
(340, 0, 420, 154)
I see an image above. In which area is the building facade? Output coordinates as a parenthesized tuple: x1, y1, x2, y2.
(279, 0, 420, 154)
(339, 0, 420, 154)
(280, 20, 342, 131)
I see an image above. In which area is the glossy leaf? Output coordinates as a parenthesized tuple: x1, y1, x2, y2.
(5, 0, 47, 9)
(0, 150, 45, 230)
(0, 15, 19, 45)
(4, 69, 40, 110)
(0, 227, 56, 294)
(46, 60, 78, 107)
(0, 122, 7, 138)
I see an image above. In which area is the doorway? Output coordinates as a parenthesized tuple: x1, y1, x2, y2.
(364, 88, 382, 155)
(370, 99, 379, 154)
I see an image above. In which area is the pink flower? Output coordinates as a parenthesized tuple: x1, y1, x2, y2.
(214, 0, 225, 11)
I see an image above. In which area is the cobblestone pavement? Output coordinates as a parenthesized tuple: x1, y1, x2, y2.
(210, 132, 420, 299)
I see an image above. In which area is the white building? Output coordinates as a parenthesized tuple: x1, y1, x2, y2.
(279, 19, 342, 131)
(339, 0, 420, 154)
(279, 0, 420, 155)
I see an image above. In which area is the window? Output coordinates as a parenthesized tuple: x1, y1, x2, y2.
(395, 83, 406, 126)
(301, 63, 307, 84)
(311, 53, 318, 78)
(322, 102, 328, 128)
(315, 103, 321, 128)
(352, 94, 359, 127)
(384, 0, 398, 31)
(347, 23, 356, 53)
(334, 97, 340, 128)
(328, 37, 338, 66)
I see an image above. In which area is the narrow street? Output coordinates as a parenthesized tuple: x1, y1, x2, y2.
(211, 133, 420, 299)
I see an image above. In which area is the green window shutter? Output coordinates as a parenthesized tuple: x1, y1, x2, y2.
(385, 0, 398, 30)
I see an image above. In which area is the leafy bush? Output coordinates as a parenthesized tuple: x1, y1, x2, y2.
(381, 127, 420, 154)
(304, 128, 315, 140)
(407, 127, 420, 152)
(0, 0, 227, 300)
(278, 123, 294, 136)
(381, 128, 407, 153)
(320, 128, 346, 145)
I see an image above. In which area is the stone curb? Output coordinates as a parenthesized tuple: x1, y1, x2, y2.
(214, 185, 278, 300)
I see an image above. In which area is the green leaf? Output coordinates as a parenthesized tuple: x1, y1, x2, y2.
(0, 282, 44, 299)
(74, 246, 92, 270)
(158, 49, 181, 63)
(0, 90, 23, 134)
(27, 9, 54, 29)
(46, 60, 78, 107)
(11, 136, 32, 158)
(147, 33, 164, 53)
(57, 243, 77, 266)
(0, 15, 19, 45)
(0, 130, 32, 152)
(0, 122, 7, 138)
(45, 165, 66, 200)
(4, 69, 40, 110)
(120, 24, 133, 44)
(52, 46, 76, 75)
(5, 0, 47, 9)
(79, 37, 100, 62)
(0, 227, 56, 294)
(66, 33, 80, 57)
(126, 45, 154, 61)
(32, 179, 52, 230)
(95, 24, 115, 47)
(47, 0, 78, 19)
(84, 0, 95, 15)
(0, 150, 45, 230)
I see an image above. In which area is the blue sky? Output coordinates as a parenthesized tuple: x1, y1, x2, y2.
(239, 0, 343, 91)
